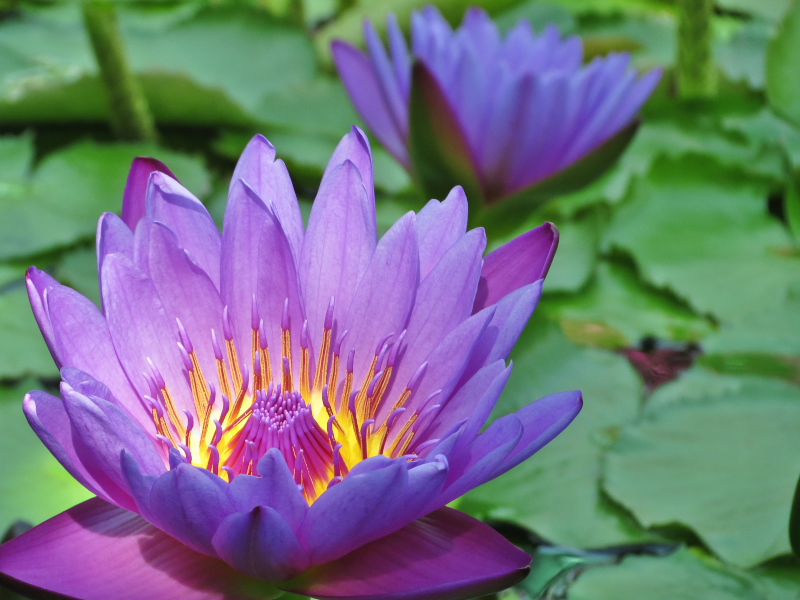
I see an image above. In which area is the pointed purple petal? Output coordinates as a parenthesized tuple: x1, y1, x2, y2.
(100, 252, 195, 415)
(212, 506, 310, 582)
(415, 186, 468, 279)
(144, 220, 225, 398)
(300, 159, 375, 350)
(332, 41, 410, 167)
(25, 267, 60, 364)
(230, 135, 305, 261)
(473, 222, 558, 311)
(122, 157, 176, 231)
(495, 390, 582, 475)
(60, 379, 164, 493)
(97, 212, 135, 286)
(299, 460, 407, 565)
(0, 498, 276, 600)
(283, 507, 530, 600)
(342, 212, 419, 387)
(23, 391, 112, 502)
(45, 284, 150, 431)
(145, 464, 234, 556)
(146, 172, 222, 287)
(227, 449, 309, 529)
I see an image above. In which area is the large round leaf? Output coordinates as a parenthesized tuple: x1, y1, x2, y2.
(0, 139, 209, 261)
(570, 546, 800, 600)
(604, 155, 799, 323)
(605, 371, 800, 566)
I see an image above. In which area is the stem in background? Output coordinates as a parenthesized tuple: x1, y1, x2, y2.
(676, 0, 717, 99)
(81, 1, 157, 142)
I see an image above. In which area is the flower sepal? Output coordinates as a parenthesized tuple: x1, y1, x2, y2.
(408, 60, 483, 211)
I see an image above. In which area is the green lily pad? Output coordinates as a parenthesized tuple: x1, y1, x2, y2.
(0, 139, 209, 261)
(0, 287, 57, 380)
(604, 155, 799, 323)
(462, 319, 654, 548)
(0, 6, 316, 126)
(699, 289, 800, 385)
(0, 382, 92, 533)
(570, 546, 800, 600)
(605, 372, 800, 566)
(767, 0, 800, 128)
(544, 260, 713, 348)
(717, 19, 773, 90)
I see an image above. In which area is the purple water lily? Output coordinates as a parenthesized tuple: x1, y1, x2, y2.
(0, 128, 581, 600)
(333, 7, 661, 205)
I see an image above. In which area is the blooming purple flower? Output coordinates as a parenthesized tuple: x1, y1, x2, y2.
(0, 128, 581, 600)
(333, 7, 662, 205)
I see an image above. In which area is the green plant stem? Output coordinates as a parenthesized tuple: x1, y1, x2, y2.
(676, 0, 716, 98)
(81, 1, 157, 142)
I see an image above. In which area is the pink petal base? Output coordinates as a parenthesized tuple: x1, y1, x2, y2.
(0, 501, 529, 600)
(0, 498, 278, 600)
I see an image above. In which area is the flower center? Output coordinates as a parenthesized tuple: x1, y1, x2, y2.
(142, 297, 438, 502)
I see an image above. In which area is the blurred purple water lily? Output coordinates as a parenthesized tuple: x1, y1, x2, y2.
(0, 128, 581, 600)
(333, 7, 661, 206)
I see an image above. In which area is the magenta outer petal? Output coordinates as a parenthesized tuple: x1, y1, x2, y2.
(282, 507, 530, 600)
(474, 222, 558, 312)
(122, 157, 176, 231)
(0, 498, 278, 600)
(146, 172, 222, 288)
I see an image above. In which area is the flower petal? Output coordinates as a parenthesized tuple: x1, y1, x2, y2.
(0, 497, 279, 600)
(386, 227, 485, 404)
(299, 459, 407, 565)
(342, 212, 419, 387)
(45, 284, 149, 430)
(145, 463, 235, 556)
(144, 220, 226, 397)
(494, 389, 583, 475)
(473, 222, 558, 311)
(25, 267, 61, 365)
(300, 156, 376, 349)
(226, 449, 309, 529)
(332, 40, 409, 167)
(230, 134, 305, 261)
(282, 507, 530, 600)
(146, 172, 222, 287)
(100, 252, 195, 415)
(415, 186, 468, 279)
(23, 390, 111, 501)
(122, 157, 175, 231)
(212, 506, 310, 582)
